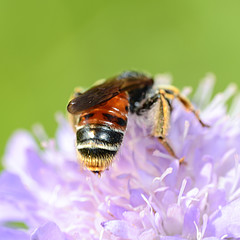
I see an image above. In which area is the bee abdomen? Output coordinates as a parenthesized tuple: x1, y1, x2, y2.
(77, 125, 124, 144)
(78, 148, 117, 161)
(76, 125, 124, 172)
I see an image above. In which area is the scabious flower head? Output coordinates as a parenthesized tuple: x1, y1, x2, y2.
(1, 75, 240, 240)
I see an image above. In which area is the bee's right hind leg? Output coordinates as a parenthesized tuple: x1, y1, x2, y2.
(158, 137, 185, 164)
(136, 89, 185, 164)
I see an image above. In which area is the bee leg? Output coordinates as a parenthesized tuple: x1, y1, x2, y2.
(158, 85, 209, 127)
(135, 89, 185, 162)
(176, 94, 210, 127)
(92, 171, 102, 177)
(68, 87, 84, 130)
(156, 92, 185, 163)
(73, 87, 84, 97)
(146, 90, 184, 162)
(135, 94, 159, 115)
(158, 136, 184, 163)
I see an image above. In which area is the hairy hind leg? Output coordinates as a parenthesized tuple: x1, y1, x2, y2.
(141, 89, 184, 162)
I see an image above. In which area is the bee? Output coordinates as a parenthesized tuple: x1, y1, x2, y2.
(67, 71, 208, 175)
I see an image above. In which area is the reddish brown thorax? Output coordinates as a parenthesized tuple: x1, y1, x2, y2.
(77, 92, 129, 131)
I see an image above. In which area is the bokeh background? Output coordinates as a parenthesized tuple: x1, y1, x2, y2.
(1, 0, 240, 159)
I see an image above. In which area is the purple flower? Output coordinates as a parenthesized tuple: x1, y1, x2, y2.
(1, 74, 240, 239)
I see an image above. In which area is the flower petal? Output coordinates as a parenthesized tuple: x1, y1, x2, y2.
(31, 222, 69, 240)
(182, 205, 200, 237)
(0, 227, 29, 240)
(206, 197, 240, 237)
(4, 131, 38, 175)
(102, 220, 140, 238)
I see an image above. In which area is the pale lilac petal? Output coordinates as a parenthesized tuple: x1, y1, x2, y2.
(206, 198, 240, 237)
(123, 211, 143, 229)
(0, 202, 26, 223)
(159, 237, 185, 240)
(162, 190, 177, 207)
(108, 204, 127, 219)
(207, 189, 226, 214)
(55, 114, 75, 156)
(31, 222, 70, 240)
(25, 148, 61, 189)
(102, 220, 140, 238)
(139, 229, 156, 240)
(4, 131, 38, 175)
(0, 172, 39, 224)
(203, 238, 220, 240)
(0, 227, 29, 240)
(129, 188, 147, 207)
(196, 162, 213, 189)
(164, 160, 179, 189)
(163, 204, 183, 235)
(98, 202, 127, 220)
(182, 205, 200, 237)
(0, 171, 35, 202)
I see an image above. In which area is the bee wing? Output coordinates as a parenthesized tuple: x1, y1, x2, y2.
(67, 72, 153, 114)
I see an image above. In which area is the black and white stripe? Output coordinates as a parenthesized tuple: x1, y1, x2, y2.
(76, 124, 124, 160)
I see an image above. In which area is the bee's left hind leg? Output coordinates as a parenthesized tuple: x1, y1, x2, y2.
(72, 87, 84, 98)
(68, 87, 84, 130)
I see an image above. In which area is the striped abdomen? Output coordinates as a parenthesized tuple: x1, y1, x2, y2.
(76, 92, 129, 173)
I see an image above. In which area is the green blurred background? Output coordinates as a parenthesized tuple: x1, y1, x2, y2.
(1, 0, 240, 158)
